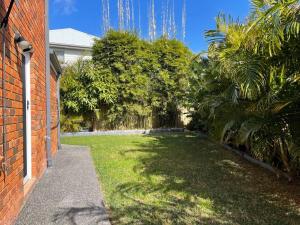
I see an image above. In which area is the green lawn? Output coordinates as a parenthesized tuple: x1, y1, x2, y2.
(62, 134, 300, 225)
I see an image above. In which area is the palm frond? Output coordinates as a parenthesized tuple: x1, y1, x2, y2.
(238, 118, 263, 144)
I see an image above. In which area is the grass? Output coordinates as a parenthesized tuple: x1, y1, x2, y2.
(61, 133, 300, 225)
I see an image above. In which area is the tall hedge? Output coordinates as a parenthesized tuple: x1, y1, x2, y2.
(61, 30, 192, 130)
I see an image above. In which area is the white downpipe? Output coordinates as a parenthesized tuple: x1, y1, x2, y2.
(23, 53, 32, 183)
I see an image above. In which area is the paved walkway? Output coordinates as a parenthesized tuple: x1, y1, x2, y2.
(16, 145, 111, 225)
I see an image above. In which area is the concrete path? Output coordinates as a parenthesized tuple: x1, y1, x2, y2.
(16, 145, 111, 225)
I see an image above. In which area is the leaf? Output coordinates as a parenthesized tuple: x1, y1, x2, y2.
(238, 119, 262, 144)
(221, 120, 235, 143)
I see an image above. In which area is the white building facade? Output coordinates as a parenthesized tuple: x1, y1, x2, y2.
(50, 28, 98, 66)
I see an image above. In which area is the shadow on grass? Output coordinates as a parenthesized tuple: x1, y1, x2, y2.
(110, 134, 300, 225)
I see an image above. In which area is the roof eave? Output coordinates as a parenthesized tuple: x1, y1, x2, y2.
(50, 42, 93, 51)
(50, 49, 63, 76)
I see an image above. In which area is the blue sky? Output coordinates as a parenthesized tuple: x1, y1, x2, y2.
(50, 0, 251, 53)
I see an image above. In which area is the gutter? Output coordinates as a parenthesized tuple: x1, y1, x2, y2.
(57, 74, 62, 150)
(50, 43, 94, 51)
(45, 0, 52, 167)
(50, 49, 62, 74)
(50, 50, 62, 150)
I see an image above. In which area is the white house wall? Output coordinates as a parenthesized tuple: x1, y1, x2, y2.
(64, 49, 92, 64)
(50, 28, 98, 66)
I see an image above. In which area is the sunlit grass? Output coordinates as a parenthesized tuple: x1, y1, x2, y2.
(62, 134, 300, 225)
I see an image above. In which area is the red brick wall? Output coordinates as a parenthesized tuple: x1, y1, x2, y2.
(0, 1, 53, 224)
(50, 67, 58, 157)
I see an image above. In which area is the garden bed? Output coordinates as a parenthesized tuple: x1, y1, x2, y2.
(61, 128, 185, 137)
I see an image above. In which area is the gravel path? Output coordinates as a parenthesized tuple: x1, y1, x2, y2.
(16, 145, 111, 225)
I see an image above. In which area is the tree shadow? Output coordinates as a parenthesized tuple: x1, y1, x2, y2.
(52, 203, 110, 225)
(111, 134, 300, 225)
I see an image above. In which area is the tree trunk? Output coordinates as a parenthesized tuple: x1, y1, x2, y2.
(279, 138, 291, 173)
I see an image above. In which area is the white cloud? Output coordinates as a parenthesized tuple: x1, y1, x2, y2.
(54, 0, 77, 15)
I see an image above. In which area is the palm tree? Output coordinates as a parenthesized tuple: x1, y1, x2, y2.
(190, 0, 300, 177)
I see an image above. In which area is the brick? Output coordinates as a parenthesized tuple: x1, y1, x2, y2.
(0, 1, 58, 224)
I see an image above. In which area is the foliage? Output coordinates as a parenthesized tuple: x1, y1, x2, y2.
(92, 30, 192, 129)
(60, 114, 83, 133)
(93, 31, 152, 129)
(60, 59, 118, 131)
(188, 0, 300, 175)
(62, 134, 300, 225)
(151, 38, 192, 127)
(61, 31, 192, 131)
